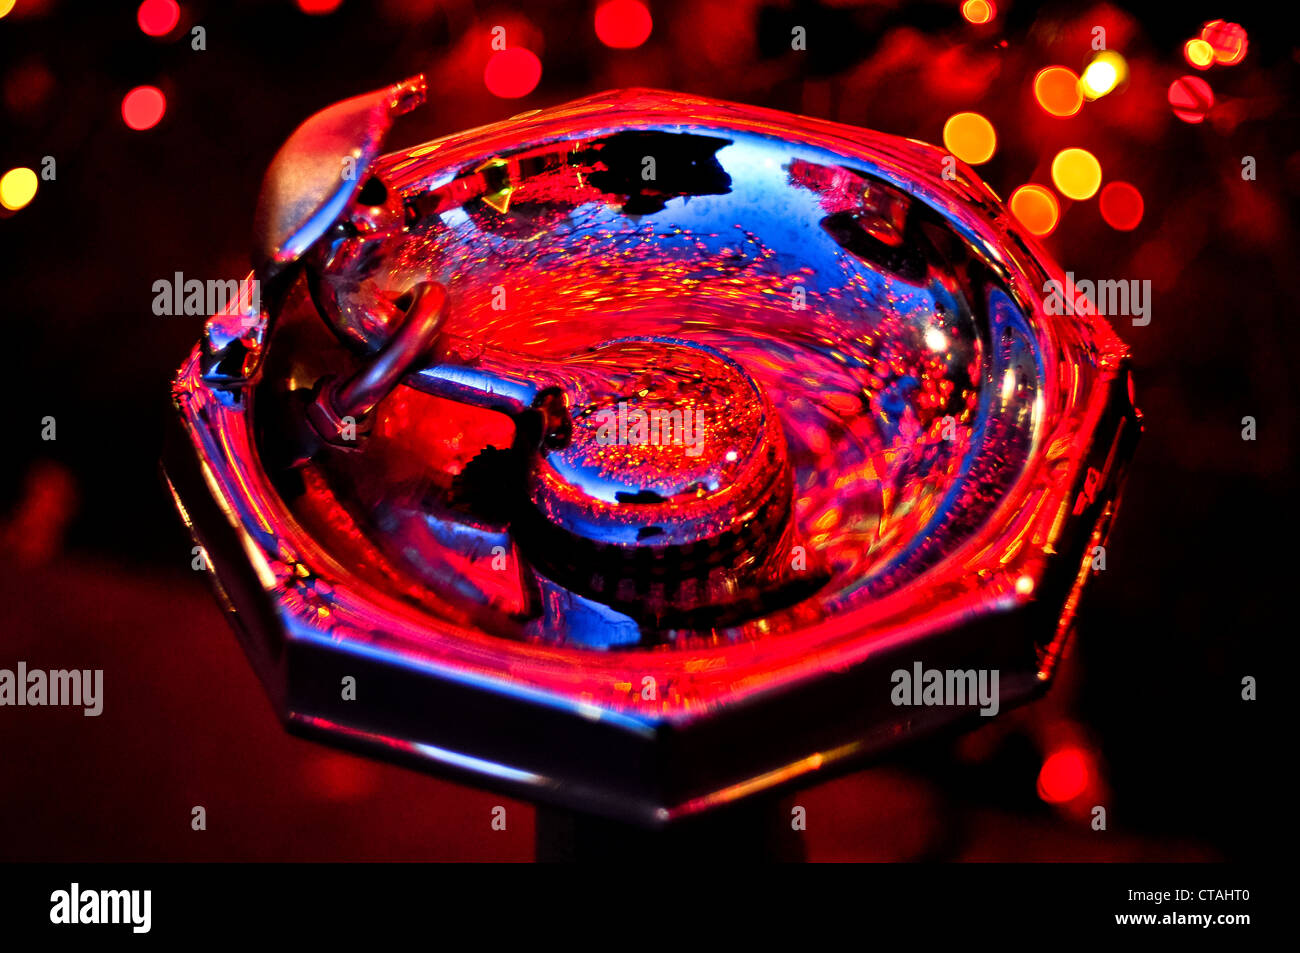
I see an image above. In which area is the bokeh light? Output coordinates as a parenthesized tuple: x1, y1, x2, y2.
(121, 85, 166, 130)
(1051, 148, 1102, 200)
(1183, 38, 1214, 70)
(484, 47, 542, 98)
(942, 112, 996, 165)
(0, 166, 39, 211)
(1099, 182, 1144, 231)
(1201, 19, 1247, 66)
(1033, 66, 1083, 117)
(296, 0, 344, 13)
(137, 0, 179, 37)
(4, 59, 54, 114)
(960, 0, 995, 25)
(1037, 747, 1091, 804)
(0, 0, 15, 18)
(594, 0, 653, 49)
(1080, 50, 1127, 100)
(1168, 75, 1213, 124)
(1009, 184, 1060, 236)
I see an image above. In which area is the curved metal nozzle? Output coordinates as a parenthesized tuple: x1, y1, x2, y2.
(252, 74, 428, 278)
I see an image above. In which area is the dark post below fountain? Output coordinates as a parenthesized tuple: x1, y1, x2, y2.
(535, 794, 806, 863)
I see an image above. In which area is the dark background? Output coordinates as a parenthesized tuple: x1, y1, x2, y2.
(0, 0, 1290, 860)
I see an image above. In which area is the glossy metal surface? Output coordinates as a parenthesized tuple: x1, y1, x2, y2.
(302, 280, 448, 458)
(165, 88, 1139, 825)
(251, 75, 426, 278)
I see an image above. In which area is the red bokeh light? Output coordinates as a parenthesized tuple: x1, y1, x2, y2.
(1, 459, 79, 566)
(296, 0, 344, 13)
(594, 0, 653, 49)
(1168, 75, 1213, 124)
(1037, 748, 1091, 804)
(137, 0, 179, 37)
(1201, 19, 1247, 66)
(484, 47, 542, 98)
(1009, 184, 1060, 237)
(4, 58, 55, 114)
(121, 85, 166, 130)
(304, 753, 377, 802)
(1099, 182, 1144, 231)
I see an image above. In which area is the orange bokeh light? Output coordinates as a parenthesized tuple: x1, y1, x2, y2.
(1009, 185, 1060, 237)
(961, 0, 995, 25)
(1034, 66, 1083, 118)
(1051, 148, 1102, 201)
(942, 112, 996, 165)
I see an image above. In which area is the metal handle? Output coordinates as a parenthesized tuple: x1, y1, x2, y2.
(305, 281, 447, 448)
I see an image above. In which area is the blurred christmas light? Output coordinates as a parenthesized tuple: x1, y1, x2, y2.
(942, 112, 996, 165)
(1168, 75, 1213, 124)
(121, 85, 166, 130)
(1080, 62, 1115, 98)
(1033, 66, 1083, 118)
(1009, 184, 1059, 236)
(1183, 38, 1214, 70)
(484, 47, 542, 98)
(1037, 747, 1091, 804)
(137, 0, 179, 36)
(1051, 148, 1102, 200)
(1201, 19, 1247, 66)
(1099, 181, 1144, 231)
(1080, 50, 1127, 100)
(304, 752, 378, 802)
(1, 459, 78, 565)
(0, 0, 16, 18)
(4, 58, 54, 114)
(594, 0, 652, 49)
(0, 166, 38, 211)
(296, 0, 344, 13)
(960, 0, 995, 25)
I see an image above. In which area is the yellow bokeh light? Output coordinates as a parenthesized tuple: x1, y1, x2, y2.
(1184, 38, 1214, 69)
(942, 112, 997, 165)
(1080, 51, 1127, 100)
(0, 166, 38, 211)
(1051, 148, 1102, 201)
(0, 0, 16, 19)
